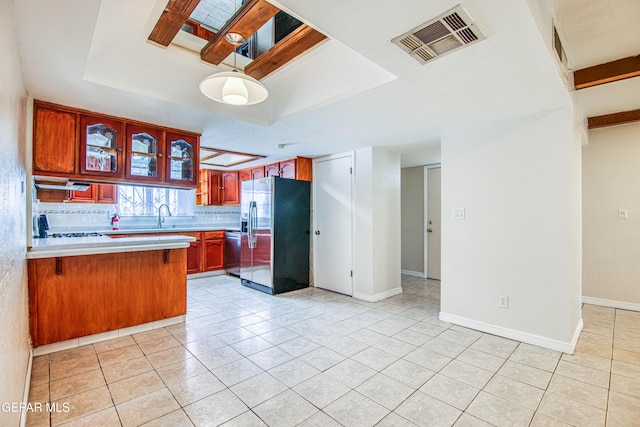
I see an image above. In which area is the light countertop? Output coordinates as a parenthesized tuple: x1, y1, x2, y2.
(103, 226, 241, 235)
(27, 234, 196, 259)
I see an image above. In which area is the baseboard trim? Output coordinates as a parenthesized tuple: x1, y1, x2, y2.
(354, 287, 403, 302)
(401, 270, 426, 278)
(582, 296, 640, 312)
(20, 348, 33, 427)
(32, 315, 186, 356)
(439, 312, 583, 354)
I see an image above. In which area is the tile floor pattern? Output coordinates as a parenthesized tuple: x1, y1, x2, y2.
(27, 275, 640, 426)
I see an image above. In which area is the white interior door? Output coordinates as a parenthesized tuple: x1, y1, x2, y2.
(426, 167, 441, 280)
(313, 154, 353, 295)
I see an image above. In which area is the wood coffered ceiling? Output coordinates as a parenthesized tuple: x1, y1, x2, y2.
(148, 0, 327, 81)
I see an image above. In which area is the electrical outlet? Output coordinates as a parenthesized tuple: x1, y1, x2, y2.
(618, 209, 628, 219)
(498, 295, 509, 309)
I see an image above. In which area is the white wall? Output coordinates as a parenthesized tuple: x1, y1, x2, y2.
(354, 147, 402, 301)
(0, 0, 31, 424)
(401, 167, 424, 275)
(440, 107, 583, 352)
(583, 122, 640, 309)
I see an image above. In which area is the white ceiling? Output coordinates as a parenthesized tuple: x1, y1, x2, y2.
(13, 0, 634, 169)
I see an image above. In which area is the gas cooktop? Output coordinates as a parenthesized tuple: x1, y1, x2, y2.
(49, 232, 104, 238)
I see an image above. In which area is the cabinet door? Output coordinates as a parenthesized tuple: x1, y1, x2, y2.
(239, 169, 252, 181)
(208, 170, 222, 205)
(251, 167, 265, 179)
(197, 169, 209, 206)
(80, 114, 125, 178)
(97, 184, 118, 204)
(126, 124, 164, 183)
(33, 104, 77, 175)
(222, 172, 240, 205)
(204, 239, 224, 271)
(265, 163, 280, 177)
(70, 185, 96, 203)
(165, 132, 199, 187)
(279, 159, 297, 179)
(186, 240, 202, 274)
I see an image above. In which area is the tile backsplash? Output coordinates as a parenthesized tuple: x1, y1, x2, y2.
(33, 202, 241, 232)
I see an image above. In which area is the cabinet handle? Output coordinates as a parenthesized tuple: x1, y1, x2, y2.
(163, 249, 170, 264)
(117, 147, 123, 152)
(158, 153, 163, 157)
(55, 257, 63, 275)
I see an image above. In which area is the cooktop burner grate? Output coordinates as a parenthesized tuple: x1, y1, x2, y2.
(49, 232, 104, 238)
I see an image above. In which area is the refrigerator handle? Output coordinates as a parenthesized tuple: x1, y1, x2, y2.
(249, 202, 257, 249)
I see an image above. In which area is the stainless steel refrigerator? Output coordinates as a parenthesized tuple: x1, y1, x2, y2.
(240, 177, 311, 294)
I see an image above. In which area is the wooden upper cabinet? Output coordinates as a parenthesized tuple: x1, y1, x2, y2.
(70, 185, 95, 203)
(222, 172, 239, 205)
(207, 170, 222, 205)
(165, 132, 199, 187)
(239, 169, 252, 181)
(251, 166, 265, 179)
(126, 124, 165, 183)
(70, 184, 118, 204)
(279, 158, 297, 179)
(33, 103, 77, 176)
(79, 114, 125, 178)
(265, 163, 280, 177)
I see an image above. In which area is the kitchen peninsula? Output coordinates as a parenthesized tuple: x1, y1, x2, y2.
(27, 234, 194, 350)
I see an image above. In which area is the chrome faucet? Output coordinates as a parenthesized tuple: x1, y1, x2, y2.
(157, 204, 172, 228)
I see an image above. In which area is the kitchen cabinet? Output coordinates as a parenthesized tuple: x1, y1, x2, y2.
(187, 240, 202, 274)
(70, 184, 118, 204)
(239, 169, 251, 182)
(165, 132, 198, 187)
(33, 102, 77, 176)
(203, 231, 225, 271)
(247, 157, 312, 182)
(251, 166, 265, 179)
(79, 114, 125, 179)
(196, 170, 239, 206)
(28, 248, 187, 347)
(32, 100, 200, 189)
(126, 124, 164, 183)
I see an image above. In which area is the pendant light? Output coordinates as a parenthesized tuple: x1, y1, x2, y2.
(198, 2, 268, 106)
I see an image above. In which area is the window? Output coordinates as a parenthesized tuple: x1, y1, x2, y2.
(118, 185, 195, 216)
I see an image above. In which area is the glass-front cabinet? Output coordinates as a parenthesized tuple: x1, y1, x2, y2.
(125, 125, 164, 183)
(165, 132, 198, 186)
(80, 115, 125, 178)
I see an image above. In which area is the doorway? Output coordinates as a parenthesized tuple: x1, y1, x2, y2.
(312, 153, 353, 296)
(425, 166, 441, 280)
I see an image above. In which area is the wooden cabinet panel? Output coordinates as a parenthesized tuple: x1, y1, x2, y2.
(33, 104, 77, 175)
(36, 188, 70, 203)
(207, 170, 222, 205)
(293, 157, 312, 181)
(186, 240, 202, 274)
(126, 124, 165, 183)
(70, 184, 118, 204)
(28, 249, 186, 347)
(97, 184, 118, 204)
(279, 159, 296, 179)
(265, 163, 280, 177)
(239, 169, 251, 181)
(222, 172, 239, 205)
(203, 231, 225, 240)
(70, 185, 95, 203)
(80, 114, 125, 178)
(251, 166, 265, 179)
(204, 239, 224, 271)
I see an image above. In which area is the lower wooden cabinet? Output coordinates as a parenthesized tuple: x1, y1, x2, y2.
(187, 240, 202, 274)
(28, 249, 187, 347)
(204, 238, 224, 271)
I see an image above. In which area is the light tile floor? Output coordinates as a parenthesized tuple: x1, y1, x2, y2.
(27, 275, 640, 426)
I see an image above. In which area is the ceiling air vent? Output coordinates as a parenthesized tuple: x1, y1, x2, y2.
(392, 5, 485, 65)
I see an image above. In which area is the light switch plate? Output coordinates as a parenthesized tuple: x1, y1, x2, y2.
(618, 208, 628, 219)
(452, 208, 465, 220)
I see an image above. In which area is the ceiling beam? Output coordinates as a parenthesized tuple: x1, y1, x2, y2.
(574, 55, 640, 90)
(588, 108, 640, 129)
(201, 0, 279, 65)
(148, 0, 202, 47)
(245, 25, 327, 81)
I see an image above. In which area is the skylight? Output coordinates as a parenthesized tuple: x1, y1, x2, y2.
(189, 0, 240, 32)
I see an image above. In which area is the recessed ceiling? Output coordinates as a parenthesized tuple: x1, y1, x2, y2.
(13, 0, 590, 168)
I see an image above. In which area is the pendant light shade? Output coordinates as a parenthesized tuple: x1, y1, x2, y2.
(199, 71, 268, 106)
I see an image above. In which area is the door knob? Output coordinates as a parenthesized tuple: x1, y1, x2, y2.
(427, 228, 433, 233)
(315, 230, 320, 235)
